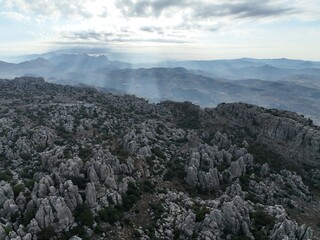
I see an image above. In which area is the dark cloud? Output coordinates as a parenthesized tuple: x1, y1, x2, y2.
(63, 31, 190, 44)
(116, 0, 294, 19)
(116, 0, 191, 17)
(140, 26, 164, 34)
(193, 1, 294, 19)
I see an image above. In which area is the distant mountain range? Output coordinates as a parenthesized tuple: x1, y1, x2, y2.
(0, 53, 320, 123)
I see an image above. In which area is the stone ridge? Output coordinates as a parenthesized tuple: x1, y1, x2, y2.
(211, 102, 320, 166)
(0, 77, 317, 240)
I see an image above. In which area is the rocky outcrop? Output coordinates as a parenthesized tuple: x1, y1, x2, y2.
(213, 102, 320, 166)
(0, 78, 317, 239)
(183, 133, 253, 190)
(35, 196, 73, 231)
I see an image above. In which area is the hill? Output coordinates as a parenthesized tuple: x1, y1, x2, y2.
(0, 77, 319, 239)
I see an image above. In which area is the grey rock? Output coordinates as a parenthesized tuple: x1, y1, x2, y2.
(85, 182, 97, 208)
(0, 181, 14, 206)
(260, 163, 269, 176)
(35, 196, 73, 231)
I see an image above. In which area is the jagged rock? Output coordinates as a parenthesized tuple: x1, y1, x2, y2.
(214, 102, 320, 166)
(15, 192, 26, 211)
(0, 181, 14, 206)
(59, 157, 83, 177)
(185, 166, 198, 187)
(0, 78, 318, 239)
(35, 196, 73, 231)
(242, 140, 249, 149)
(0, 225, 6, 240)
(213, 131, 231, 149)
(33, 175, 55, 198)
(176, 211, 195, 238)
(260, 163, 269, 176)
(228, 158, 246, 179)
(1, 199, 19, 221)
(225, 182, 244, 198)
(85, 182, 97, 208)
(221, 196, 253, 238)
(26, 219, 41, 234)
(70, 236, 82, 240)
(267, 205, 313, 240)
(60, 180, 83, 211)
(198, 168, 220, 190)
(22, 233, 32, 240)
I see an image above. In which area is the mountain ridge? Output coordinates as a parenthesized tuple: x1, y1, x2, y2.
(0, 77, 318, 239)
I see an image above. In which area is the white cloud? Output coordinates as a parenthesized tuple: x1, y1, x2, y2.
(0, 11, 30, 21)
(1, 0, 320, 59)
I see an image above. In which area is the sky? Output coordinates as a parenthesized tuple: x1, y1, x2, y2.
(0, 0, 320, 61)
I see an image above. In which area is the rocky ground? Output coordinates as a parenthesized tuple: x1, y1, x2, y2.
(0, 77, 319, 239)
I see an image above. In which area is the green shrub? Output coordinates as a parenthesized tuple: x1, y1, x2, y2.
(151, 147, 165, 159)
(194, 206, 210, 222)
(74, 204, 94, 226)
(78, 147, 92, 160)
(65, 175, 87, 189)
(150, 202, 164, 219)
(0, 169, 13, 181)
(12, 183, 25, 198)
(252, 209, 275, 229)
(143, 180, 156, 193)
(3, 226, 12, 235)
(20, 153, 32, 160)
(38, 226, 55, 239)
(98, 206, 123, 224)
(23, 205, 37, 226)
(122, 182, 141, 211)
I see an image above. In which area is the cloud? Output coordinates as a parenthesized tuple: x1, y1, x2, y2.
(140, 26, 164, 34)
(192, 1, 294, 19)
(1, 0, 319, 54)
(0, 11, 30, 21)
(62, 30, 191, 44)
(2, 0, 92, 19)
(115, 0, 295, 20)
(115, 0, 191, 17)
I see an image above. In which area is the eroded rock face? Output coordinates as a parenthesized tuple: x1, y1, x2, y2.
(0, 181, 14, 206)
(267, 205, 313, 240)
(213, 102, 320, 166)
(0, 78, 317, 239)
(35, 196, 73, 231)
(85, 182, 97, 208)
(183, 134, 253, 191)
(35, 196, 73, 230)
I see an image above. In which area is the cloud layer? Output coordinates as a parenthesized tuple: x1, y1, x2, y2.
(1, 0, 320, 59)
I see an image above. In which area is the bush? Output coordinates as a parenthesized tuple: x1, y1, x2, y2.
(78, 147, 92, 160)
(12, 183, 25, 198)
(0, 169, 13, 181)
(143, 180, 156, 193)
(3, 226, 12, 235)
(194, 206, 210, 222)
(251, 208, 275, 240)
(151, 147, 165, 159)
(122, 182, 141, 211)
(65, 175, 87, 189)
(150, 203, 164, 219)
(98, 206, 123, 224)
(74, 204, 94, 226)
(252, 209, 275, 229)
(20, 152, 32, 160)
(23, 204, 37, 226)
(38, 226, 55, 239)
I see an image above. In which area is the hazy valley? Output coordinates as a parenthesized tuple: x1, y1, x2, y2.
(1, 53, 320, 124)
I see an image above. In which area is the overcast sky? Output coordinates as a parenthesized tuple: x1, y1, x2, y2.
(0, 0, 320, 61)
